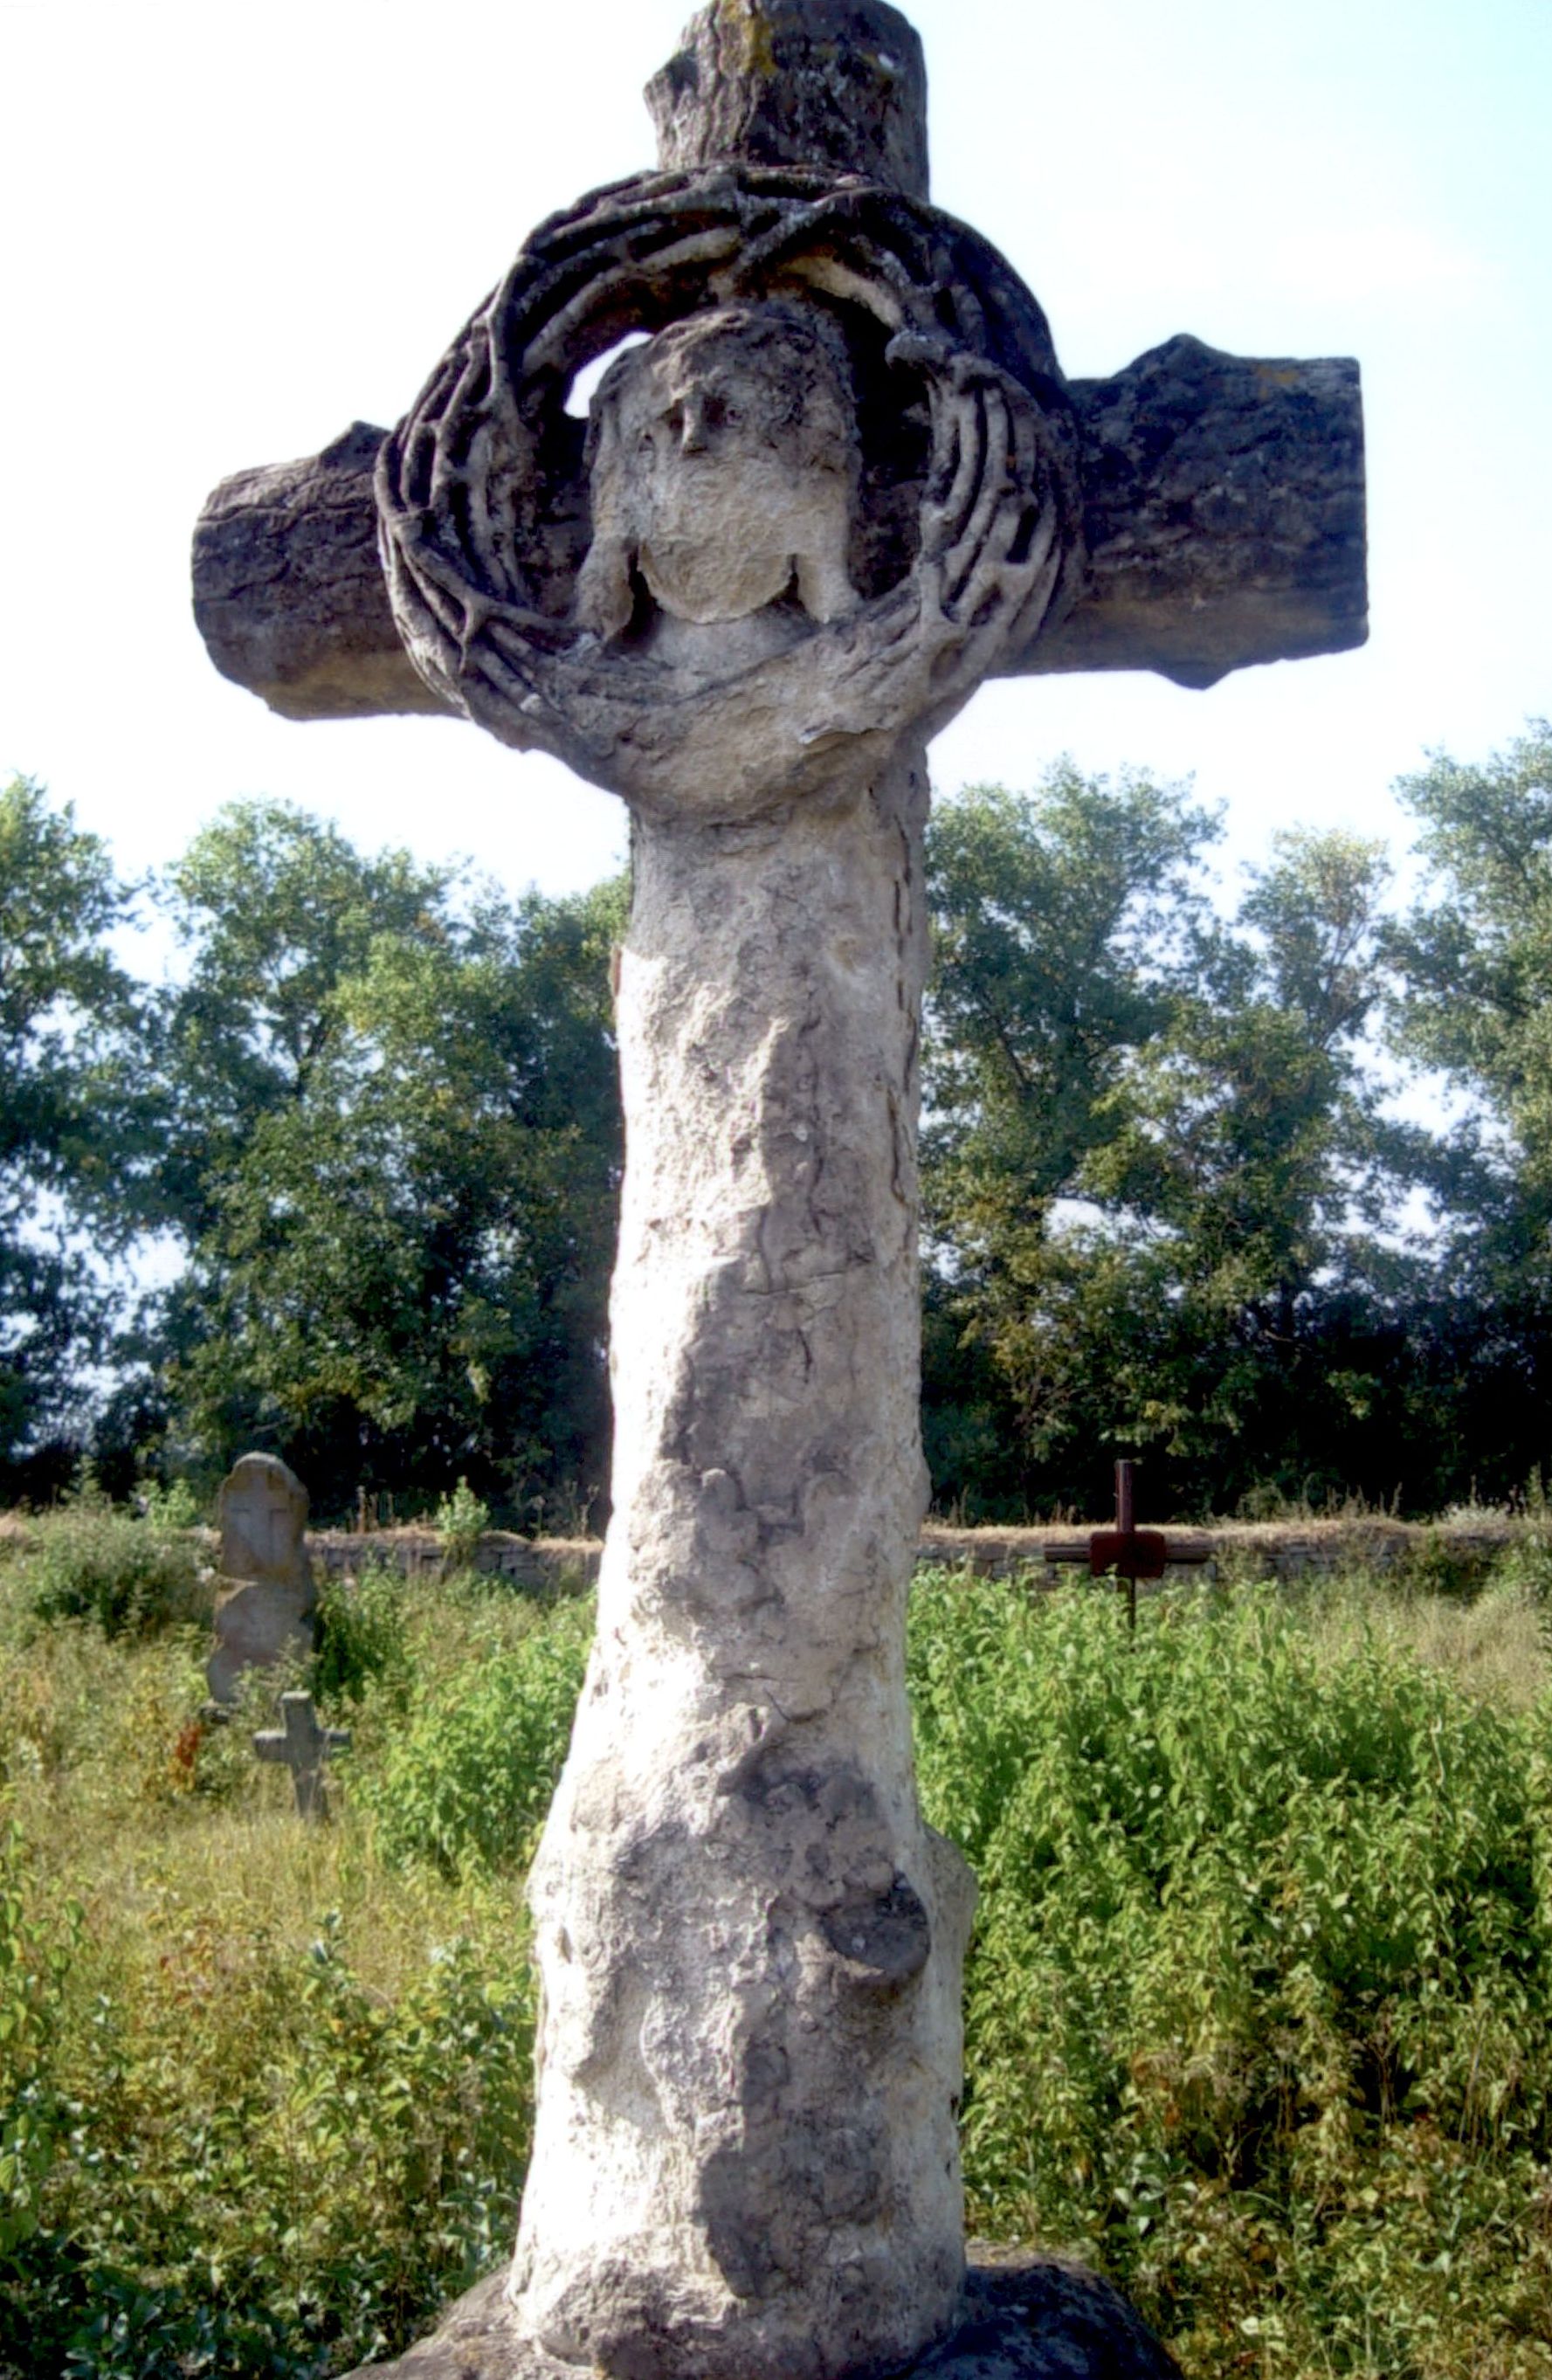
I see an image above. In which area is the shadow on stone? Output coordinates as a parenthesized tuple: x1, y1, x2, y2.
(341, 2246, 1181, 2379)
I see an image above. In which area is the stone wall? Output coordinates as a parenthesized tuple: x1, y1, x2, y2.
(300, 1514, 1522, 1596)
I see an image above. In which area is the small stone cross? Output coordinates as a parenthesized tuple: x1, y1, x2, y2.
(1045, 1459, 1214, 1628)
(252, 1691, 350, 1820)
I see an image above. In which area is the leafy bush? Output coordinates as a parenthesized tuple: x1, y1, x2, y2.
(1, 1914, 533, 2379)
(359, 1598, 592, 1876)
(19, 1490, 205, 1638)
(7, 1553, 1552, 2377)
(0, 1823, 79, 2267)
(313, 1563, 412, 1713)
(431, 1479, 491, 1577)
(910, 1570, 1552, 2374)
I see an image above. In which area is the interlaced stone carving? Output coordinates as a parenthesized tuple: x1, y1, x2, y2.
(376, 166, 1082, 819)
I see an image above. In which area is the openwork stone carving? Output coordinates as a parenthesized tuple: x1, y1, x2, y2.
(376, 166, 1082, 821)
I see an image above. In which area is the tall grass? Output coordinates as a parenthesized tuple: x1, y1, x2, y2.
(3, 1510, 1552, 2376)
(0, 1541, 575, 2379)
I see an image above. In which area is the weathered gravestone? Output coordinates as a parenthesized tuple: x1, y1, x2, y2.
(192, 3, 1363, 2373)
(207, 1452, 315, 1705)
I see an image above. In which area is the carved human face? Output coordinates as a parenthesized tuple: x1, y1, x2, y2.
(576, 304, 859, 638)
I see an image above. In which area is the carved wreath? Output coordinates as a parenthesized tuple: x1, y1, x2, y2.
(377, 167, 1083, 820)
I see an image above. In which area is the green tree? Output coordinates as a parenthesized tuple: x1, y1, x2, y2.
(144, 803, 624, 1520)
(922, 771, 1414, 1516)
(1389, 722, 1552, 1157)
(0, 778, 144, 1487)
(1070, 826, 1414, 1513)
(151, 800, 452, 1239)
(1385, 721, 1552, 1497)
(920, 764, 1219, 1509)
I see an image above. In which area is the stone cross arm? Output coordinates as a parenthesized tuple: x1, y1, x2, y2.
(196, 336, 1362, 720)
(192, 3, 1363, 721)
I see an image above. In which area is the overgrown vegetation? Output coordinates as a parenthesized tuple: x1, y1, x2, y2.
(3, 1508, 1552, 2376)
(911, 1565, 1552, 2377)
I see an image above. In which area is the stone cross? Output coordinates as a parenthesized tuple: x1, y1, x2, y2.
(1045, 1458, 1214, 1629)
(252, 1690, 350, 1820)
(207, 1451, 316, 1706)
(191, 6, 1364, 2375)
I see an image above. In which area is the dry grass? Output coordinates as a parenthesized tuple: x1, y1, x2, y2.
(1298, 1574, 1551, 1712)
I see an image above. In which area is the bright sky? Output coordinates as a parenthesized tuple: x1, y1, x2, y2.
(2, 0, 1548, 914)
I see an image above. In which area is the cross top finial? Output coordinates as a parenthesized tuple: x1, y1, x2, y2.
(647, 0, 930, 197)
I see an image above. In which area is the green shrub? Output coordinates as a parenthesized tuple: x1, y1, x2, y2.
(9, 1553, 1552, 2377)
(314, 1563, 412, 1714)
(431, 1479, 491, 1578)
(1, 1913, 532, 2379)
(909, 1569, 1552, 2374)
(1394, 1527, 1505, 1601)
(20, 1492, 204, 1638)
(0, 1823, 79, 2266)
(135, 1479, 202, 1532)
(360, 1598, 592, 1876)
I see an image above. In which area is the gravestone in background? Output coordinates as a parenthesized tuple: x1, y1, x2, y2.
(192, 2, 1364, 2371)
(207, 1452, 315, 1706)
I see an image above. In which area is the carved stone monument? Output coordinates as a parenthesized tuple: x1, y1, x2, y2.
(192, 4, 1363, 2373)
(207, 1452, 314, 1705)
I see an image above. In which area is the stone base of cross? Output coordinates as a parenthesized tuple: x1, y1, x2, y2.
(195, 3, 1362, 2374)
(340, 2245, 1183, 2379)
(252, 1691, 350, 1820)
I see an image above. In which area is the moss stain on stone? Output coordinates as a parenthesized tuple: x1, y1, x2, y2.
(713, 0, 777, 80)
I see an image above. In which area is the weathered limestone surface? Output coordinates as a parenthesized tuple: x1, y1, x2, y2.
(252, 1689, 350, 1821)
(374, 169, 1079, 817)
(207, 1452, 315, 1705)
(340, 2249, 1181, 2379)
(301, 1512, 1519, 1597)
(192, 423, 445, 721)
(192, 348, 1362, 724)
(511, 747, 975, 2377)
(1024, 336, 1365, 688)
(646, 0, 930, 199)
(361, 149, 1075, 2372)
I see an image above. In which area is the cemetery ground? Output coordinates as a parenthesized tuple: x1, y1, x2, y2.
(3, 1504, 1552, 2380)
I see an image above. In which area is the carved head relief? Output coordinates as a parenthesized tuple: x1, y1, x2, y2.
(576, 303, 860, 642)
(378, 167, 1079, 815)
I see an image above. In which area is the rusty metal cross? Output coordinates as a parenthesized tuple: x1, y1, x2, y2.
(1045, 1459, 1214, 1627)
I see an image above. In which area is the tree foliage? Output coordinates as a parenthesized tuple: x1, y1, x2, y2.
(1379, 721, 1552, 1500)
(13, 728, 1552, 1524)
(922, 770, 1435, 1517)
(139, 804, 624, 1520)
(0, 779, 144, 1488)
